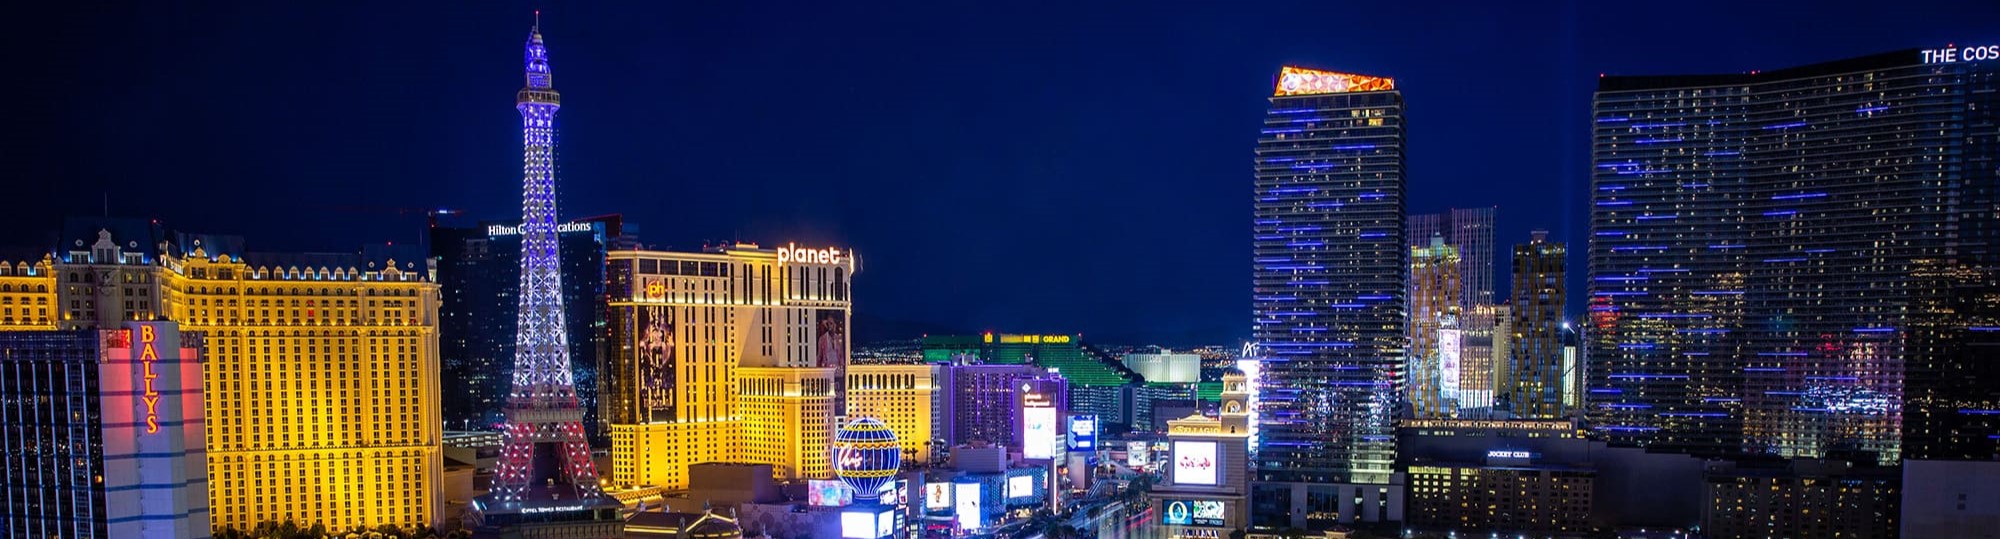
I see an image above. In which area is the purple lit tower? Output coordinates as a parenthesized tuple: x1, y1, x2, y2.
(474, 16, 623, 538)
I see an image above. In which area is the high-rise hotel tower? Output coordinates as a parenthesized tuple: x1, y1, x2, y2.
(1589, 45, 2000, 463)
(1, 219, 443, 532)
(1250, 66, 1407, 528)
(604, 243, 869, 489)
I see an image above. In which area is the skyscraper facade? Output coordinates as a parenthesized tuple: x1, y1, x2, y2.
(933, 362, 1047, 449)
(2, 219, 445, 532)
(1407, 207, 1496, 309)
(475, 21, 622, 538)
(433, 216, 621, 437)
(1589, 46, 2000, 463)
(0, 322, 209, 539)
(1408, 237, 1461, 418)
(1458, 303, 1508, 417)
(1507, 231, 1567, 419)
(1251, 66, 1406, 528)
(603, 242, 857, 488)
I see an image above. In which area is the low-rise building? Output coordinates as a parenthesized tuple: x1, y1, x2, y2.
(1702, 459, 1899, 539)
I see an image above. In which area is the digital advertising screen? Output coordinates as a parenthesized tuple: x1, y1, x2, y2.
(813, 308, 848, 368)
(1439, 327, 1462, 401)
(1067, 415, 1098, 450)
(636, 304, 677, 422)
(1127, 440, 1149, 468)
(1172, 440, 1219, 486)
(1192, 500, 1225, 527)
(841, 511, 876, 539)
(1162, 500, 1226, 527)
(876, 510, 896, 538)
(1007, 475, 1033, 499)
(954, 483, 982, 530)
(925, 483, 952, 510)
(809, 479, 853, 507)
(1023, 406, 1059, 460)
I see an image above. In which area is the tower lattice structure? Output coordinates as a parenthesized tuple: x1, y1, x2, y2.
(491, 19, 606, 505)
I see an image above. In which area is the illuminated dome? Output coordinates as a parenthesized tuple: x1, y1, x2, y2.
(831, 417, 902, 496)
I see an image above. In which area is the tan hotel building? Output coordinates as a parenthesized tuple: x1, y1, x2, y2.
(1, 222, 441, 531)
(605, 243, 932, 489)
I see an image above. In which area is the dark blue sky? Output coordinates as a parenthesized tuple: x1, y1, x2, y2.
(11, 1, 1996, 345)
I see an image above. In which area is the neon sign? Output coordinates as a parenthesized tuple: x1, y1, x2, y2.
(139, 325, 161, 434)
(997, 334, 1072, 344)
(486, 222, 593, 237)
(1273, 66, 1395, 96)
(1923, 45, 2000, 64)
(777, 243, 846, 265)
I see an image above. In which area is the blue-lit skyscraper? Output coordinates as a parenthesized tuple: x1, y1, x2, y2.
(1250, 66, 1407, 529)
(1590, 47, 2000, 464)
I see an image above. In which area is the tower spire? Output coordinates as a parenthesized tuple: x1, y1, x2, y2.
(476, 19, 620, 536)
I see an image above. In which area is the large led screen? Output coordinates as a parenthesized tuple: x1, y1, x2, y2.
(924, 482, 952, 510)
(1439, 327, 1462, 401)
(1007, 475, 1033, 499)
(1172, 440, 1219, 486)
(841, 511, 876, 539)
(1022, 406, 1059, 460)
(809, 479, 853, 507)
(954, 483, 982, 530)
(1067, 415, 1098, 450)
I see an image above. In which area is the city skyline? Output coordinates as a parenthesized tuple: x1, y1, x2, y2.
(3, 4, 1999, 539)
(8, 2, 1998, 347)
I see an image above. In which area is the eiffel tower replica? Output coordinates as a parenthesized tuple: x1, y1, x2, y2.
(471, 15, 623, 538)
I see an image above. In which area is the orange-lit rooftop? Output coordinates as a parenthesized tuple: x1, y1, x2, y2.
(1273, 66, 1396, 96)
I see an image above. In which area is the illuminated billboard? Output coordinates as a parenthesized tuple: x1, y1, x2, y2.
(1127, 440, 1149, 468)
(1008, 475, 1033, 499)
(1172, 441, 1219, 486)
(1162, 500, 1226, 527)
(809, 479, 853, 507)
(954, 483, 982, 530)
(1068, 415, 1098, 450)
(814, 308, 848, 368)
(880, 479, 908, 505)
(1273, 66, 1395, 97)
(1023, 406, 1059, 460)
(1439, 327, 1462, 402)
(841, 511, 875, 539)
(924, 482, 952, 510)
(637, 304, 677, 422)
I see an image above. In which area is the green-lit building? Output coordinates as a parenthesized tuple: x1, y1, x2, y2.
(921, 333, 1144, 432)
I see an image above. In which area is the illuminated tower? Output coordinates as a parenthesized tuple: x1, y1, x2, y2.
(1250, 66, 1406, 529)
(1408, 236, 1461, 417)
(1506, 231, 1566, 419)
(477, 17, 622, 537)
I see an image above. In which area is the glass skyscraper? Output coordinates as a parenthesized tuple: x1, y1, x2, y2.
(432, 216, 625, 440)
(1407, 207, 1496, 308)
(1251, 66, 1406, 528)
(1589, 47, 2000, 463)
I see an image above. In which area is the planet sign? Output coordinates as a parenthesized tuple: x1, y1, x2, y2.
(832, 417, 903, 497)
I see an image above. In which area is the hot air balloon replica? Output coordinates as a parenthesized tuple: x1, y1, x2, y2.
(831, 417, 903, 498)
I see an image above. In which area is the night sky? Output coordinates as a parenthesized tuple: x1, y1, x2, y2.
(10, 1, 1996, 346)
